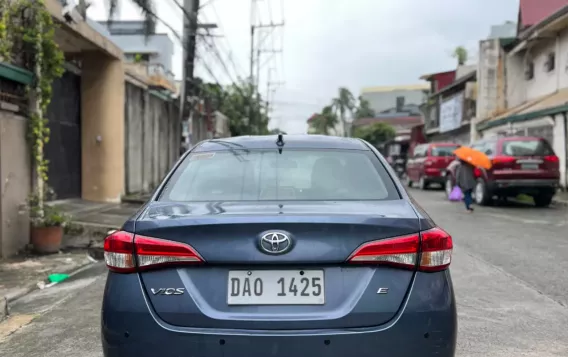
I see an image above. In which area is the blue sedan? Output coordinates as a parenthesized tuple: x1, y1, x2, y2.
(101, 134, 457, 357)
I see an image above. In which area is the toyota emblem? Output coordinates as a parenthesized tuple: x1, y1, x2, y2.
(259, 232, 292, 254)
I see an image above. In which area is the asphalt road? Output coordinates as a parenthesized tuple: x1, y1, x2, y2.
(1, 189, 568, 356)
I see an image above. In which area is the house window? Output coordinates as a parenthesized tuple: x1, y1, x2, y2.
(545, 52, 555, 72)
(524, 61, 534, 80)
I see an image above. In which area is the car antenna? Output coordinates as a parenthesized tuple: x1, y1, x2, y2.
(276, 133, 285, 154)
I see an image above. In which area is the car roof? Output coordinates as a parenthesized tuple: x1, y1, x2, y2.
(192, 135, 370, 152)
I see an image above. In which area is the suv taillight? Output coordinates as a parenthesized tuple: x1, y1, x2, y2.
(347, 227, 453, 272)
(104, 231, 204, 273)
(492, 156, 516, 165)
(544, 155, 559, 163)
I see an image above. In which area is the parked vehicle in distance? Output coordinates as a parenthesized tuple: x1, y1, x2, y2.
(101, 135, 457, 357)
(444, 136, 559, 207)
(406, 142, 461, 190)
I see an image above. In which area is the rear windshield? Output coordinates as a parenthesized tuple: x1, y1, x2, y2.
(430, 145, 459, 157)
(159, 149, 400, 201)
(501, 139, 554, 157)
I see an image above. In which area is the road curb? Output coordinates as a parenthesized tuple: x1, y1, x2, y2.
(0, 297, 7, 322)
(552, 198, 568, 207)
(0, 256, 97, 321)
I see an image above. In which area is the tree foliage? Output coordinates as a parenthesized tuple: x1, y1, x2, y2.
(354, 96, 375, 119)
(198, 80, 271, 136)
(309, 88, 380, 137)
(309, 105, 339, 135)
(352, 122, 396, 147)
(452, 46, 468, 66)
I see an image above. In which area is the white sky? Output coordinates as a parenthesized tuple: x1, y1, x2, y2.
(87, 0, 519, 134)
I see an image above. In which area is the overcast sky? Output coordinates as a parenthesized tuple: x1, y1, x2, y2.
(88, 0, 519, 134)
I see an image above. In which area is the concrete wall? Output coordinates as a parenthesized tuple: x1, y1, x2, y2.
(125, 82, 180, 194)
(0, 111, 30, 258)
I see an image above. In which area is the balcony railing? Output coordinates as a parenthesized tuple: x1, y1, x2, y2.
(125, 61, 177, 93)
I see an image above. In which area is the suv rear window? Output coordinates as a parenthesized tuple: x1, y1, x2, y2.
(430, 145, 459, 157)
(501, 139, 554, 157)
(160, 149, 400, 201)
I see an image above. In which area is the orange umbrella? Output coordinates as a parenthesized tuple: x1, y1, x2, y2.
(453, 146, 492, 170)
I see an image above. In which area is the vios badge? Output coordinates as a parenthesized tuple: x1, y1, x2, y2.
(259, 231, 292, 254)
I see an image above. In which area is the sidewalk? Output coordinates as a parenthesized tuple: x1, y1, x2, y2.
(0, 251, 95, 321)
(53, 199, 142, 249)
(553, 190, 568, 207)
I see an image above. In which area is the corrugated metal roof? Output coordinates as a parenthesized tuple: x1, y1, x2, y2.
(360, 83, 430, 94)
(519, 0, 568, 28)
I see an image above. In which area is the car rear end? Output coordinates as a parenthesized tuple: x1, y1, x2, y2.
(423, 143, 460, 187)
(486, 137, 559, 205)
(101, 139, 457, 357)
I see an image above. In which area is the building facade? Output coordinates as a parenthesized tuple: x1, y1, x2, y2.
(360, 84, 429, 115)
(98, 20, 177, 94)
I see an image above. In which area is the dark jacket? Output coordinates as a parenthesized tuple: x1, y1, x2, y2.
(455, 162, 476, 191)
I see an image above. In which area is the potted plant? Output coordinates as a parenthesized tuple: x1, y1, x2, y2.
(27, 187, 71, 254)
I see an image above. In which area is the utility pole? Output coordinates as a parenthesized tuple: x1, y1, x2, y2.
(248, 0, 284, 134)
(180, 0, 217, 148)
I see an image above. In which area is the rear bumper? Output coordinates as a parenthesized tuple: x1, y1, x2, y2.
(489, 179, 558, 193)
(101, 270, 457, 357)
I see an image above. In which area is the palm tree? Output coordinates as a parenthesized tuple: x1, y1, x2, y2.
(355, 96, 375, 119)
(310, 106, 338, 136)
(107, 0, 156, 37)
(332, 87, 355, 137)
(452, 46, 468, 66)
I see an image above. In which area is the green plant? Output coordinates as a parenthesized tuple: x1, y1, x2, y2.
(27, 187, 71, 228)
(2, 0, 64, 219)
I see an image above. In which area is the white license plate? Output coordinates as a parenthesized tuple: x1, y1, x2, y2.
(227, 270, 325, 305)
(522, 163, 539, 170)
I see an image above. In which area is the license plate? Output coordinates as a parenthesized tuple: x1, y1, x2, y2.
(521, 163, 539, 170)
(227, 270, 325, 305)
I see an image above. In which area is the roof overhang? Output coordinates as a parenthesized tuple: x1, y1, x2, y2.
(45, 0, 123, 60)
(509, 5, 568, 56)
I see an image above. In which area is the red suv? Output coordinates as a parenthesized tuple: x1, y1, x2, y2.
(406, 142, 461, 190)
(444, 136, 559, 207)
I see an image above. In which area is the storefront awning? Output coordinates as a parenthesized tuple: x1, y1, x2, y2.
(477, 88, 568, 131)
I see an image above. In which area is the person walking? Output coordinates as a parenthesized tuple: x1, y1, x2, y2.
(455, 159, 476, 212)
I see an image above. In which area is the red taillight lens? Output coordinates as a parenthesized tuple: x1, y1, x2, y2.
(348, 227, 453, 272)
(544, 155, 559, 163)
(104, 231, 136, 273)
(348, 234, 420, 269)
(492, 156, 515, 165)
(135, 236, 203, 270)
(473, 167, 482, 178)
(419, 227, 453, 272)
(104, 231, 204, 273)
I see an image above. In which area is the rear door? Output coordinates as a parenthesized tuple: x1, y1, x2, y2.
(426, 144, 459, 177)
(408, 144, 427, 180)
(135, 147, 421, 330)
(495, 138, 559, 180)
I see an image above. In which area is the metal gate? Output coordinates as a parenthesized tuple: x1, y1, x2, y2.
(45, 70, 81, 200)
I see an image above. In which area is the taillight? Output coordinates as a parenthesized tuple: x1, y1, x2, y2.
(348, 227, 452, 272)
(492, 156, 515, 165)
(544, 155, 559, 163)
(104, 231, 204, 273)
(473, 167, 482, 178)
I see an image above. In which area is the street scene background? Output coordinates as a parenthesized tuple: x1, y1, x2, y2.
(1, 0, 568, 356)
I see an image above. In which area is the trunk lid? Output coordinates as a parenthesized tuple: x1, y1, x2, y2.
(136, 200, 420, 330)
